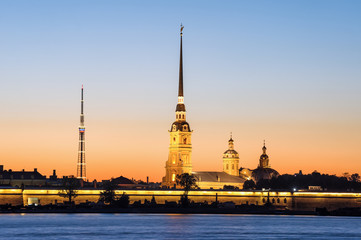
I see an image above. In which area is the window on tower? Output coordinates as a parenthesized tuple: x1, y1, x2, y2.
(183, 138, 187, 144)
(226, 164, 229, 170)
(172, 173, 176, 182)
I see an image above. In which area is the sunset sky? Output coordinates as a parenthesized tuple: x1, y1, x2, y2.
(0, 1, 360, 182)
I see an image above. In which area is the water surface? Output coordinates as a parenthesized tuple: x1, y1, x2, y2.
(1, 214, 361, 239)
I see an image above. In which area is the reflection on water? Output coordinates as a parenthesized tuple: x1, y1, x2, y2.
(1, 214, 361, 239)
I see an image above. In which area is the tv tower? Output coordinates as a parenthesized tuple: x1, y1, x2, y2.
(77, 85, 86, 180)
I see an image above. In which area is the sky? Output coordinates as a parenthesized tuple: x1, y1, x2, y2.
(0, 0, 360, 182)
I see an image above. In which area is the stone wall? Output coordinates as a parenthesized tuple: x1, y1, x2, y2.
(1, 189, 361, 211)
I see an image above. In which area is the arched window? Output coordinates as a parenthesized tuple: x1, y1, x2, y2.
(172, 173, 176, 182)
(232, 164, 234, 170)
(183, 138, 187, 144)
(284, 198, 287, 203)
(226, 164, 229, 170)
(277, 198, 280, 203)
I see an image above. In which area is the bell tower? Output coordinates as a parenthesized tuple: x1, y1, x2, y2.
(222, 134, 240, 176)
(162, 25, 193, 188)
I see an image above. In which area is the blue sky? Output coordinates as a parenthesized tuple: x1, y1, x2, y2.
(0, 0, 360, 180)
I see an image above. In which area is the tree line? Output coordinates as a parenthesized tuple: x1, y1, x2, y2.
(243, 171, 361, 191)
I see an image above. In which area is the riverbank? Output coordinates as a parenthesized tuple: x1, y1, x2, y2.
(0, 207, 315, 215)
(1, 206, 360, 216)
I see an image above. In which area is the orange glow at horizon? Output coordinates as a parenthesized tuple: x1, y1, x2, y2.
(1, 114, 360, 182)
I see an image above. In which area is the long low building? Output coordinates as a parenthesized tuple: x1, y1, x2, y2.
(1, 188, 361, 211)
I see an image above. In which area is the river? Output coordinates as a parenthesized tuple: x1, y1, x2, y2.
(1, 214, 360, 239)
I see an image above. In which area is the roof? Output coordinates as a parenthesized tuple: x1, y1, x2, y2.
(170, 121, 191, 132)
(193, 171, 245, 183)
(0, 169, 45, 180)
(260, 154, 269, 159)
(112, 176, 135, 185)
(176, 103, 186, 112)
(252, 167, 279, 182)
(224, 149, 238, 155)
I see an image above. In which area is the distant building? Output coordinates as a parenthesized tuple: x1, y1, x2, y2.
(111, 176, 136, 188)
(0, 165, 46, 187)
(45, 169, 63, 187)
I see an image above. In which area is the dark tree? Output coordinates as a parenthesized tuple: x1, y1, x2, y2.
(176, 173, 198, 207)
(253, 172, 361, 191)
(58, 177, 80, 204)
(243, 179, 256, 190)
(150, 195, 157, 205)
(114, 192, 130, 208)
(176, 173, 198, 194)
(350, 174, 360, 182)
(99, 180, 118, 205)
(256, 178, 271, 190)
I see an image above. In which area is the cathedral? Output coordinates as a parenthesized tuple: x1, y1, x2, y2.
(161, 26, 279, 189)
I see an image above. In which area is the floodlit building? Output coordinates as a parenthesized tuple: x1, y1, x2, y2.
(162, 26, 279, 189)
(162, 25, 193, 188)
(222, 135, 240, 177)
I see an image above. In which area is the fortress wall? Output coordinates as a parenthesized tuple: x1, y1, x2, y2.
(1, 189, 361, 211)
(291, 196, 361, 211)
(22, 189, 102, 205)
(0, 189, 23, 206)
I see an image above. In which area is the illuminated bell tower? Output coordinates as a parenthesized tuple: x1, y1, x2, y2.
(222, 134, 240, 176)
(162, 25, 193, 187)
(77, 85, 86, 180)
